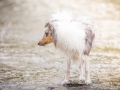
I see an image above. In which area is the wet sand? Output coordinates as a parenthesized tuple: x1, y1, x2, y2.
(0, 0, 120, 90)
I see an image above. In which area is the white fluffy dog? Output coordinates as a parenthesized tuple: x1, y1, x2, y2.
(38, 11, 96, 85)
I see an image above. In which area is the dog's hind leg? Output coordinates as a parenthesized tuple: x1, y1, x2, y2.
(62, 59, 71, 85)
(84, 55, 91, 84)
(79, 59, 85, 82)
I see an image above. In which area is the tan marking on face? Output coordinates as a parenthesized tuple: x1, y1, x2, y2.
(38, 30, 53, 46)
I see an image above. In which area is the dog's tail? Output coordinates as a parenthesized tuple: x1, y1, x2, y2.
(51, 10, 73, 22)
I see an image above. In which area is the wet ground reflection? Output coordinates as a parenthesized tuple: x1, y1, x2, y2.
(0, 0, 120, 90)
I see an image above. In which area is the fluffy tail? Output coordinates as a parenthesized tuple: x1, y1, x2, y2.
(51, 10, 73, 22)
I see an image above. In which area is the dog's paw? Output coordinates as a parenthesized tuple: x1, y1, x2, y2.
(61, 80, 70, 85)
(79, 76, 85, 81)
(85, 79, 91, 85)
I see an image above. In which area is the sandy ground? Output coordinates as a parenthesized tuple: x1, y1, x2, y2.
(0, 0, 120, 90)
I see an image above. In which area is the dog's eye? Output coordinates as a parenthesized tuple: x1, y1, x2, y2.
(49, 31, 52, 36)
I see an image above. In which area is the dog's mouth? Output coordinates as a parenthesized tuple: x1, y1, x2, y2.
(42, 42, 47, 46)
(44, 42, 47, 45)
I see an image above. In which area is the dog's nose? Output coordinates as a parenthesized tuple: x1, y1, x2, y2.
(38, 43, 40, 45)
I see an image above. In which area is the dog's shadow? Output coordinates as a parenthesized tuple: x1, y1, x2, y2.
(63, 83, 92, 90)
(64, 83, 87, 87)
(47, 83, 92, 90)
(64, 83, 91, 87)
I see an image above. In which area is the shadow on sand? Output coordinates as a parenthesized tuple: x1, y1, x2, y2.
(47, 83, 92, 90)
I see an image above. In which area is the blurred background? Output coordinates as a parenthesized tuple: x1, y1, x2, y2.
(0, 0, 120, 90)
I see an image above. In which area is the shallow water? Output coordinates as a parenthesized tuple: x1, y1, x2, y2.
(0, 0, 120, 90)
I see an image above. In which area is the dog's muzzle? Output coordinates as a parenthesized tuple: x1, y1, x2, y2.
(38, 42, 45, 46)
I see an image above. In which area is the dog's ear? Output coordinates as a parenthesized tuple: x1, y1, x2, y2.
(44, 22, 54, 31)
(50, 24, 54, 31)
(44, 22, 49, 28)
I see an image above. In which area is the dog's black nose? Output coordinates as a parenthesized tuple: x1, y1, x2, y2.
(38, 43, 40, 45)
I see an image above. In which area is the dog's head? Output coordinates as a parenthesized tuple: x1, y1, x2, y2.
(38, 22, 53, 46)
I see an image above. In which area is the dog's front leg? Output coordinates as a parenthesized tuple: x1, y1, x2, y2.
(62, 59, 71, 85)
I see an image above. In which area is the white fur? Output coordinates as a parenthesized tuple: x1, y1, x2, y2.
(49, 11, 95, 85)
(55, 22, 86, 59)
(51, 10, 73, 22)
